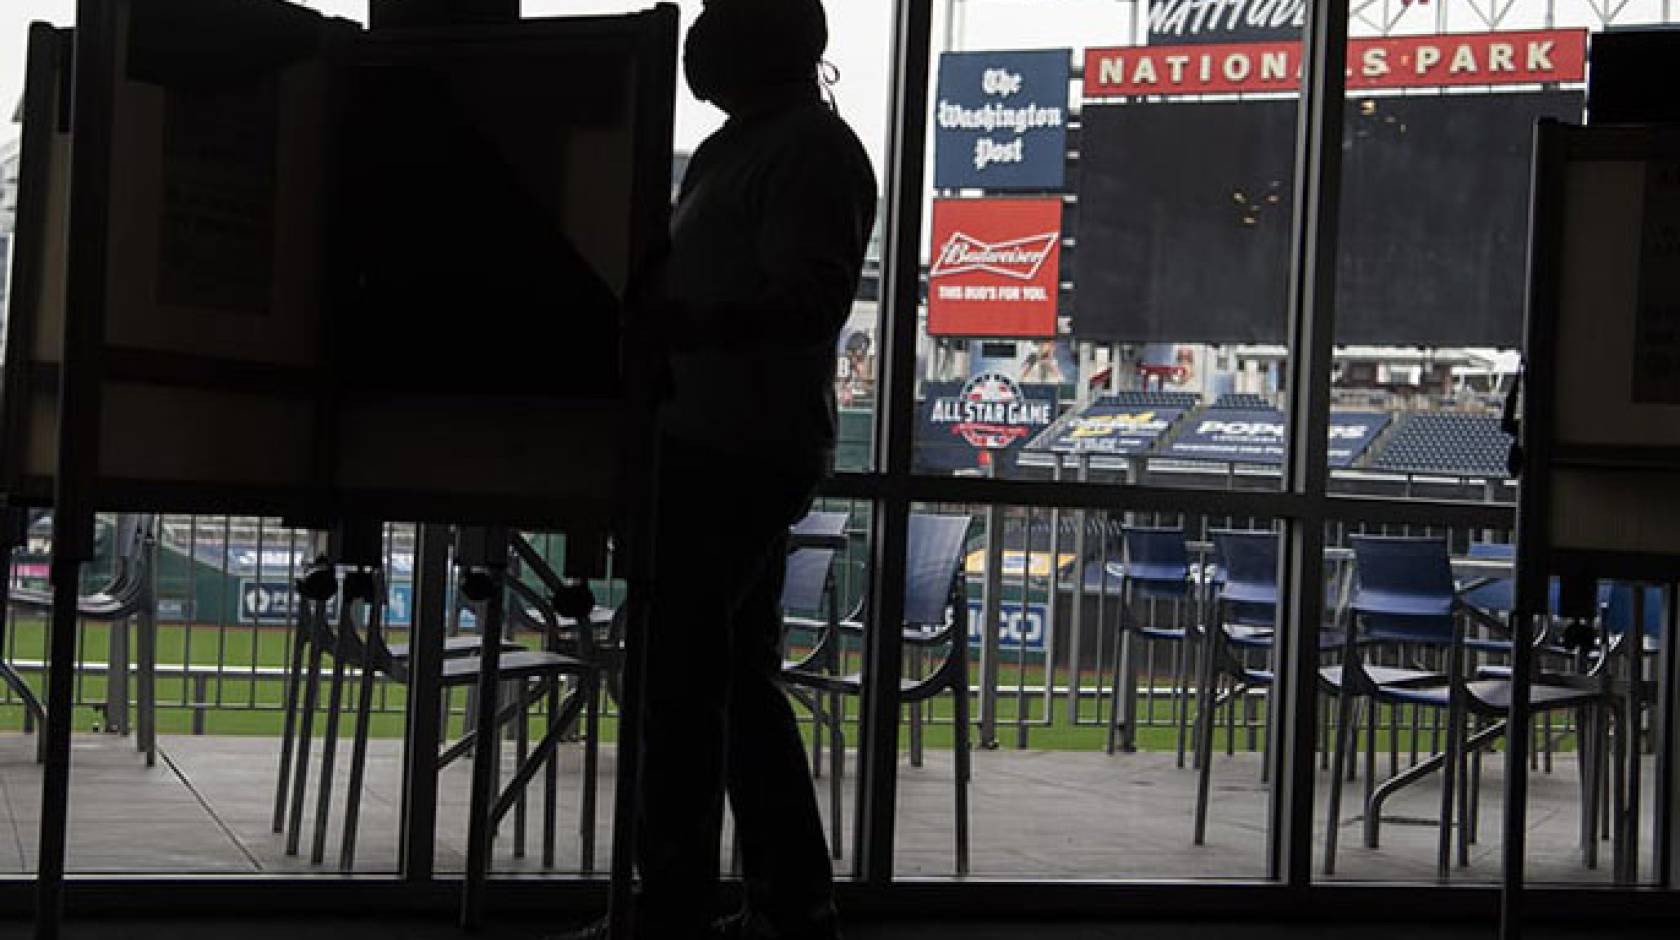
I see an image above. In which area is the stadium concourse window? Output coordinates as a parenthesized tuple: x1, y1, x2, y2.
(1311, 0, 1680, 888)
(516, 0, 895, 877)
(912, 4, 1344, 496)
(0, 0, 893, 886)
(528, 0, 893, 474)
(890, 0, 1318, 880)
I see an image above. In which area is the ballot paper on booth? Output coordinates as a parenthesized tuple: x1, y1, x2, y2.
(3, 0, 678, 531)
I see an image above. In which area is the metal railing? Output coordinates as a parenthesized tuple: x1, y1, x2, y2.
(0, 504, 1543, 763)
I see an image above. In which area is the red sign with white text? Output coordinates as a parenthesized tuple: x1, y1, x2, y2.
(1085, 29, 1586, 97)
(929, 199, 1063, 337)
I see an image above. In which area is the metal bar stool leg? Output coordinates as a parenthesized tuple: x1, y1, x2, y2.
(310, 612, 354, 865)
(273, 615, 311, 834)
(1324, 687, 1358, 876)
(339, 651, 379, 871)
(1193, 626, 1220, 845)
(286, 606, 327, 857)
(829, 690, 846, 861)
(1105, 628, 1127, 755)
(514, 679, 530, 860)
(581, 671, 601, 873)
(137, 598, 157, 766)
(952, 674, 971, 876)
(542, 675, 559, 870)
(1175, 631, 1194, 767)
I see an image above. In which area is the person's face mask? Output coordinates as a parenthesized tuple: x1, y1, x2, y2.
(683, 10, 735, 106)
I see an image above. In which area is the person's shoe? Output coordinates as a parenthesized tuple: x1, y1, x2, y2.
(546, 915, 610, 940)
(548, 913, 730, 940)
(710, 910, 842, 940)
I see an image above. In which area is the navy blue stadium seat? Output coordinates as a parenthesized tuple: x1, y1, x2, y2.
(1212, 392, 1273, 410)
(1098, 390, 1201, 410)
(1369, 413, 1512, 478)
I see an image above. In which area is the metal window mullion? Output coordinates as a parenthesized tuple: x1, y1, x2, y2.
(399, 524, 449, 882)
(1268, 0, 1350, 889)
(856, 0, 934, 887)
(1659, 584, 1679, 888)
(216, 516, 232, 709)
(250, 518, 265, 708)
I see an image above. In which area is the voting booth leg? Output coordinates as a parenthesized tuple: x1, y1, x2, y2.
(609, 585, 651, 939)
(608, 452, 662, 939)
(34, 558, 84, 940)
(1499, 611, 1538, 940)
(0, 513, 47, 755)
(460, 527, 508, 931)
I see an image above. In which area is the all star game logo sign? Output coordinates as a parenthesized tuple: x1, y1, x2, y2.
(930, 373, 1058, 451)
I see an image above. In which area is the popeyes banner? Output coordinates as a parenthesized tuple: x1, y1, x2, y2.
(929, 198, 1063, 337)
(1085, 29, 1586, 97)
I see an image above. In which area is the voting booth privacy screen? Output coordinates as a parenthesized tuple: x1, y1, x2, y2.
(2, 0, 677, 525)
(1521, 123, 1680, 580)
(1075, 91, 1583, 346)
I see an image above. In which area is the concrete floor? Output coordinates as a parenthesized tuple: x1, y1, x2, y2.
(0, 921, 1658, 940)
(0, 731, 1651, 887)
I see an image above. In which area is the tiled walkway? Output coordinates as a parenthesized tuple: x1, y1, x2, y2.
(0, 733, 1650, 886)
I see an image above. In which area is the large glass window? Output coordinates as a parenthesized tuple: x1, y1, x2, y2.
(0, 0, 1676, 925)
(912, 3, 1326, 494)
(1313, 0, 1680, 888)
(882, 0, 1324, 879)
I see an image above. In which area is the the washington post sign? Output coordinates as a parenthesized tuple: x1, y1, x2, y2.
(935, 49, 1071, 191)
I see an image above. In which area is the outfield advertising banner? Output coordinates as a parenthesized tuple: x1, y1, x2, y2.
(1147, 0, 1305, 45)
(935, 50, 1070, 191)
(929, 198, 1063, 337)
(236, 578, 415, 626)
(1165, 409, 1389, 466)
(915, 373, 1058, 473)
(1033, 404, 1185, 455)
(967, 599, 1048, 653)
(1089, 30, 1586, 96)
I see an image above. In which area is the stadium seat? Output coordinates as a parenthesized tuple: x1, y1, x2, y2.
(783, 512, 976, 874)
(1369, 413, 1513, 478)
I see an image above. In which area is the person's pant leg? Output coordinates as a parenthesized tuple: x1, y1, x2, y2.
(726, 529, 837, 929)
(636, 446, 756, 934)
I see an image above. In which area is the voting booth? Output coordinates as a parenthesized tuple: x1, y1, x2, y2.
(3, 0, 678, 934)
(1506, 120, 1680, 929)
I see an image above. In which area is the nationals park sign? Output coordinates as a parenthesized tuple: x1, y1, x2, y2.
(1086, 29, 1587, 97)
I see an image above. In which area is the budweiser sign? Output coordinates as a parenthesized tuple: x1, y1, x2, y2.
(928, 199, 1063, 337)
(932, 231, 1059, 280)
(1085, 29, 1588, 97)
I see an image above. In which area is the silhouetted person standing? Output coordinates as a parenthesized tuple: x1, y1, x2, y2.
(559, 1, 875, 938)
